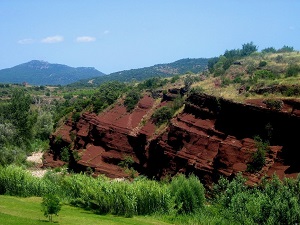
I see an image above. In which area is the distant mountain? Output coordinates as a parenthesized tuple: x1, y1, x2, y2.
(0, 60, 105, 85)
(70, 58, 209, 87)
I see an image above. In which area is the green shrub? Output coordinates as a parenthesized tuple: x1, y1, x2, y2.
(190, 86, 204, 94)
(71, 112, 81, 123)
(60, 146, 70, 162)
(259, 61, 267, 67)
(263, 99, 283, 110)
(152, 106, 173, 125)
(286, 64, 300, 77)
(118, 155, 135, 168)
(216, 174, 300, 225)
(170, 174, 205, 214)
(124, 90, 141, 112)
(283, 86, 300, 96)
(247, 136, 269, 172)
(254, 70, 276, 80)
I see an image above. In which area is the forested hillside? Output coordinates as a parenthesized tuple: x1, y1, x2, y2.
(0, 60, 105, 85)
(70, 58, 209, 87)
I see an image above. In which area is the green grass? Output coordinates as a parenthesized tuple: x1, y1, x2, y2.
(0, 195, 172, 225)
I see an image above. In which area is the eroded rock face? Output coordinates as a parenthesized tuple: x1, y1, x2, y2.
(46, 93, 300, 185)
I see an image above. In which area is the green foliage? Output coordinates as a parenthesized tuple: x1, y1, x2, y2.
(0, 60, 104, 86)
(259, 61, 267, 67)
(124, 89, 141, 112)
(254, 69, 277, 80)
(152, 106, 173, 126)
(170, 174, 205, 214)
(171, 95, 185, 111)
(261, 47, 277, 53)
(207, 57, 219, 73)
(60, 146, 70, 162)
(33, 111, 53, 140)
(209, 42, 257, 76)
(247, 136, 269, 172)
(241, 42, 258, 56)
(184, 75, 195, 90)
(71, 58, 209, 87)
(263, 99, 283, 110)
(0, 147, 27, 166)
(72, 112, 81, 123)
(221, 77, 231, 87)
(2, 165, 300, 224)
(118, 155, 135, 168)
(92, 81, 126, 113)
(190, 86, 204, 94)
(277, 45, 294, 53)
(0, 165, 50, 196)
(213, 174, 300, 225)
(0, 195, 173, 225)
(137, 77, 167, 90)
(41, 194, 61, 222)
(246, 61, 256, 75)
(8, 89, 33, 146)
(286, 63, 300, 77)
(170, 75, 180, 83)
(283, 86, 300, 97)
(212, 173, 247, 207)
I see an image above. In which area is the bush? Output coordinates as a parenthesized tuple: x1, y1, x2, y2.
(286, 64, 300, 77)
(263, 99, 283, 110)
(152, 106, 173, 126)
(247, 136, 269, 172)
(259, 61, 267, 67)
(60, 146, 70, 162)
(215, 174, 300, 225)
(254, 70, 276, 80)
(170, 174, 205, 214)
(124, 90, 141, 112)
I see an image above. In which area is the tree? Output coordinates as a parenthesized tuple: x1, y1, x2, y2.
(8, 89, 33, 148)
(277, 45, 294, 53)
(241, 42, 258, 56)
(261, 47, 276, 53)
(124, 89, 141, 112)
(33, 111, 53, 140)
(41, 194, 61, 222)
(152, 106, 173, 125)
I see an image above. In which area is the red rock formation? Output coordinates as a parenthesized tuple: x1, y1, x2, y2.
(46, 92, 300, 186)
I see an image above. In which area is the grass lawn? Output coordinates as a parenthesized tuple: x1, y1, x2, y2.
(0, 195, 172, 225)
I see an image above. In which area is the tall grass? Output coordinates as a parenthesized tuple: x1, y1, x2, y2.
(0, 165, 205, 217)
(3, 165, 300, 224)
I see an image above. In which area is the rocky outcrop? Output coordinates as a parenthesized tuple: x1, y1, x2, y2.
(46, 92, 300, 186)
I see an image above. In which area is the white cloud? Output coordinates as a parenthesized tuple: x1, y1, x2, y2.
(41, 35, 64, 43)
(103, 30, 110, 35)
(18, 38, 35, 44)
(76, 36, 96, 42)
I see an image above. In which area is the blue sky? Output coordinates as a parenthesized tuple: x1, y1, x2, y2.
(1, 1, 299, 74)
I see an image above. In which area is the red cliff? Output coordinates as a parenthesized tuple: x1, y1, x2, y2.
(45, 92, 300, 185)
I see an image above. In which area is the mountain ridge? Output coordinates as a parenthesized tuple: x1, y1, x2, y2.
(0, 60, 105, 86)
(70, 57, 209, 87)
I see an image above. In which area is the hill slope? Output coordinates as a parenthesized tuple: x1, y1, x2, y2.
(0, 60, 105, 85)
(71, 58, 209, 86)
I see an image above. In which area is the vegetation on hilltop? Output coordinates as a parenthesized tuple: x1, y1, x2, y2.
(69, 58, 209, 87)
(196, 43, 300, 100)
